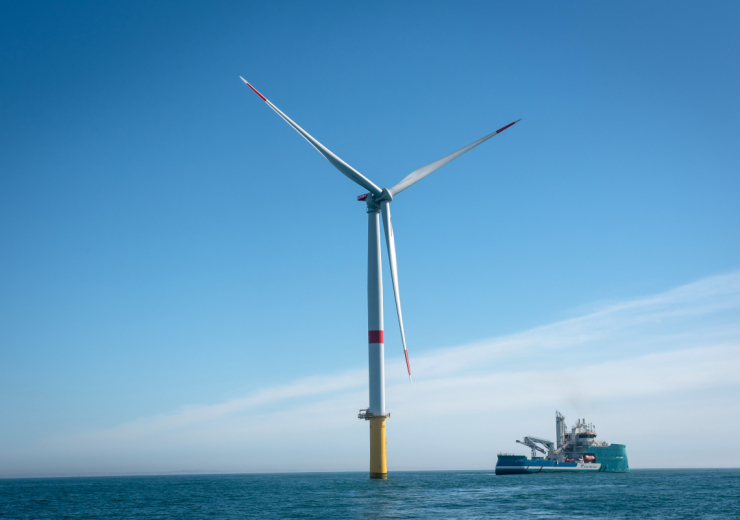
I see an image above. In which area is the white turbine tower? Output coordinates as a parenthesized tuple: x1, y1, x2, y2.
(241, 77, 519, 479)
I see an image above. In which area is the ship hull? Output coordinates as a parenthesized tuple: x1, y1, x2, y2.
(496, 461, 602, 474)
(496, 445, 629, 475)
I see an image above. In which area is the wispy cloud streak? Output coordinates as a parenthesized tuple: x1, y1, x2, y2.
(84, 271, 740, 439)
(3, 271, 739, 474)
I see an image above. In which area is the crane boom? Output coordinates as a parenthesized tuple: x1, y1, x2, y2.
(516, 436, 557, 459)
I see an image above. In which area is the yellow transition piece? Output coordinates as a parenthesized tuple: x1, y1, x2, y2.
(369, 417, 387, 479)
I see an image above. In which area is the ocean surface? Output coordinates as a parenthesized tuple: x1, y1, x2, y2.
(1, 470, 738, 519)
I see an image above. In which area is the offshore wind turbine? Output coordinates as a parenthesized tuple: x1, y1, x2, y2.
(241, 77, 519, 479)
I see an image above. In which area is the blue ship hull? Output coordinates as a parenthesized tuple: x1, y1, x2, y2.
(496, 445, 629, 475)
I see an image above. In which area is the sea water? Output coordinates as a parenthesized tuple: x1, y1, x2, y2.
(1, 470, 738, 519)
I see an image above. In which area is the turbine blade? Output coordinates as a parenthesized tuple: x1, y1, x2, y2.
(388, 120, 521, 197)
(240, 77, 382, 196)
(380, 201, 412, 382)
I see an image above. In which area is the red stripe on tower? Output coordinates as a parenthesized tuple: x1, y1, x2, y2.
(368, 330, 384, 344)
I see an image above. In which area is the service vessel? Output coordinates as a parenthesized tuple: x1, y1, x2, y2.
(496, 412, 629, 474)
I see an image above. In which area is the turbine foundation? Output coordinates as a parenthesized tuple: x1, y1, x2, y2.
(369, 417, 387, 479)
(359, 409, 389, 479)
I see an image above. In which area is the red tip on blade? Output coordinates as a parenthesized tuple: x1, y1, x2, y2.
(404, 350, 411, 377)
(357, 193, 369, 201)
(245, 81, 267, 102)
(494, 120, 520, 134)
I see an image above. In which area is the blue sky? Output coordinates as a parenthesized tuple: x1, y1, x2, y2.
(1, 1, 739, 476)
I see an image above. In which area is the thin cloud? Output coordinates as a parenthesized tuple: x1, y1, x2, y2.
(3, 271, 739, 475)
(72, 271, 740, 439)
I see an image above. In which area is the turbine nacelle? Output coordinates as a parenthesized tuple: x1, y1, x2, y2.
(359, 189, 393, 212)
(377, 188, 394, 203)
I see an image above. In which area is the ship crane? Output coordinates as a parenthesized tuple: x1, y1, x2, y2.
(516, 439, 544, 458)
(516, 437, 555, 459)
(551, 439, 570, 456)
